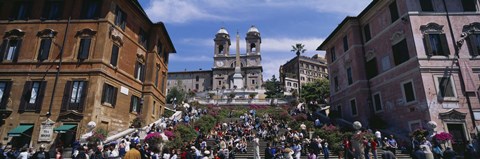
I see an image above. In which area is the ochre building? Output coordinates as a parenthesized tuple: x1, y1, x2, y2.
(0, 0, 175, 149)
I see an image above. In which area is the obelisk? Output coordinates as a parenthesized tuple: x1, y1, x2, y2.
(232, 32, 244, 89)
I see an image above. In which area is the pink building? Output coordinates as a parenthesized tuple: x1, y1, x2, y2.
(318, 0, 480, 152)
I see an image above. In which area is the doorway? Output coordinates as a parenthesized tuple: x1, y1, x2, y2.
(447, 123, 467, 155)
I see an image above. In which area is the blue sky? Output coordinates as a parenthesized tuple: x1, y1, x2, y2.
(138, 0, 372, 79)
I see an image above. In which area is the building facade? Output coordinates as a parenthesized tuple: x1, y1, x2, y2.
(318, 0, 480, 153)
(0, 0, 175, 149)
(279, 54, 328, 93)
(167, 26, 264, 93)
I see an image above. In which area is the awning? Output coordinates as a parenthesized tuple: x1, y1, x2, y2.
(8, 125, 33, 137)
(54, 125, 77, 133)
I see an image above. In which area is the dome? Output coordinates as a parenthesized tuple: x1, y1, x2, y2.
(217, 27, 229, 34)
(247, 25, 259, 33)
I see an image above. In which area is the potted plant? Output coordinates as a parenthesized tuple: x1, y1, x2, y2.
(86, 128, 108, 146)
(131, 115, 144, 128)
(433, 132, 453, 144)
(145, 132, 164, 150)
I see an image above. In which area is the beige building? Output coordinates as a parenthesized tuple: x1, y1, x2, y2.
(0, 0, 175, 149)
(279, 54, 328, 93)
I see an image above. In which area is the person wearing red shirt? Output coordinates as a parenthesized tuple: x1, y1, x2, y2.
(370, 138, 378, 159)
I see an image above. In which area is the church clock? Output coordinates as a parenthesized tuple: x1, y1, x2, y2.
(216, 61, 224, 67)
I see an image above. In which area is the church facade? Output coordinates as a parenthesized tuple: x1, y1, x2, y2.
(167, 26, 264, 93)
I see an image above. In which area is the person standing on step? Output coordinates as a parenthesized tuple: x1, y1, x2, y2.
(375, 130, 382, 148)
(265, 143, 274, 159)
(253, 135, 260, 159)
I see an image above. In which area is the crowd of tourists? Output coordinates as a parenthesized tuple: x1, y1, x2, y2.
(2, 103, 480, 159)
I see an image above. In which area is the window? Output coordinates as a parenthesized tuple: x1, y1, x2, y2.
(195, 84, 199, 90)
(161, 73, 166, 93)
(1, 39, 22, 62)
(42, 0, 63, 20)
(468, 33, 480, 56)
(11, 1, 31, 20)
(373, 93, 383, 112)
(157, 41, 163, 57)
(139, 29, 148, 49)
(437, 76, 456, 98)
(0, 81, 12, 109)
(153, 101, 156, 115)
(462, 0, 477, 12)
(366, 58, 378, 79)
(114, 6, 127, 30)
(301, 77, 305, 81)
(134, 62, 145, 81)
(343, 36, 349, 52)
(392, 39, 410, 66)
(420, 0, 434, 12)
(334, 76, 339, 91)
(293, 83, 298, 88)
(82, 0, 101, 19)
(101, 83, 117, 107)
(402, 81, 416, 103)
(389, 1, 399, 23)
(287, 82, 291, 86)
(196, 76, 199, 82)
(155, 66, 160, 87)
(347, 68, 353, 85)
(19, 81, 47, 112)
(350, 99, 357, 116)
(38, 38, 52, 61)
(130, 95, 141, 113)
(77, 38, 91, 60)
(61, 81, 88, 112)
(110, 44, 119, 67)
(363, 24, 371, 42)
(424, 34, 449, 56)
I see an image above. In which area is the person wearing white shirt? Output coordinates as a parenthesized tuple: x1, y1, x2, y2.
(375, 130, 382, 147)
(17, 148, 29, 159)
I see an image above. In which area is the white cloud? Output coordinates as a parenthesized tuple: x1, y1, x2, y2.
(262, 38, 324, 53)
(261, 57, 291, 79)
(145, 0, 229, 23)
(170, 54, 212, 62)
(144, 0, 372, 23)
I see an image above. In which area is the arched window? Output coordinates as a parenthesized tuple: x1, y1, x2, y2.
(250, 43, 256, 52)
(1, 29, 25, 62)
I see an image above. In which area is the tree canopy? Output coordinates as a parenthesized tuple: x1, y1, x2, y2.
(264, 75, 284, 99)
(301, 78, 330, 104)
(166, 80, 186, 104)
(291, 43, 307, 55)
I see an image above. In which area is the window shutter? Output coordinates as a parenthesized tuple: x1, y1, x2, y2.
(121, 12, 127, 30)
(101, 84, 107, 103)
(129, 96, 134, 112)
(140, 64, 145, 82)
(12, 39, 22, 62)
(61, 81, 72, 112)
(18, 81, 32, 112)
(111, 87, 117, 107)
(134, 62, 139, 79)
(0, 81, 12, 109)
(38, 39, 52, 61)
(78, 38, 91, 60)
(423, 34, 433, 56)
(78, 81, 88, 112)
(35, 81, 47, 113)
(469, 35, 479, 56)
(137, 97, 142, 113)
(439, 34, 450, 55)
(110, 45, 119, 66)
(0, 40, 7, 62)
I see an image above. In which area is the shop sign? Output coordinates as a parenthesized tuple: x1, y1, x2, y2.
(38, 119, 55, 142)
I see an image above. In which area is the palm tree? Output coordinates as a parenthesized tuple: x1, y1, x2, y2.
(291, 43, 306, 99)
